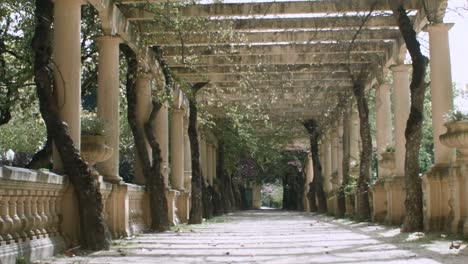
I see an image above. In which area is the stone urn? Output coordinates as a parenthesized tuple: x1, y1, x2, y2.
(379, 151, 396, 171)
(440, 121, 468, 162)
(80, 135, 113, 168)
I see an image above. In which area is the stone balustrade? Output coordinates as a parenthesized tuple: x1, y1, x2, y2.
(0, 166, 154, 264)
(0, 166, 67, 264)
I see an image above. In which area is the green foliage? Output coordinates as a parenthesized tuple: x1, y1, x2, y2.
(15, 256, 28, 264)
(0, 98, 45, 155)
(0, 0, 35, 124)
(261, 182, 283, 208)
(445, 110, 468, 122)
(211, 104, 299, 184)
(81, 111, 106, 136)
(343, 176, 357, 196)
(385, 145, 396, 152)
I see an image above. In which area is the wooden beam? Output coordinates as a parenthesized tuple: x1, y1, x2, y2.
(144, 28, 400, 45)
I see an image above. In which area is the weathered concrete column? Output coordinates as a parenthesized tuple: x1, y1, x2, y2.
(323, 138, 333, 193)
(52, 0, 82, 171)
(171, 109, 185, 190)
(349, 109, 360, 165)
(177, 109, 191, 224)
(331, 128, 339, 190)
(372, 84, 393, 222)
(375, 84, 393, 178)
(336, 120, 344, 187)
(319, 143, 327, 184)
(211, 144, 217, 186)
(134, 74, 152, 185)
(376, 84, 393, 157)
(391, 64, 411, 176)
(384, 65, 410, 225)
(183, 114, 192, 191)
(200, 135, 207, 185)
(96, 36, 122, 182)
(206, 143, 213, 186)
(426, 23, 456, 164)
(156, 104, 170, 187)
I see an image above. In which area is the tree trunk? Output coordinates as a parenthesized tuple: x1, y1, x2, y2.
(296, 171, 305, 211)
(120, 44, 169, 231)
(211, 185, 223, 216)
(352, 81, 372, 221)
(337, 109, 351, 218)
(303, 119, 328, 213)
(393, 3, 428, 232)
(217, 141, 234, 213)
(26, 132, 52, 169)
(308, 182, 318, 212)
(31, 0, 110, 250)
(188, 82, 208, 224)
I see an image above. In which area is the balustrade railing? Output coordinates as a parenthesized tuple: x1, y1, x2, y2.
(0, 167, 67, 246)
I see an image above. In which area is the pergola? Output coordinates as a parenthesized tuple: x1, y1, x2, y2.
(118, 0, 417, 122)
(49, 0, 455, 227)
(53, 0, 455, 234)
(2, 1, 466, 262)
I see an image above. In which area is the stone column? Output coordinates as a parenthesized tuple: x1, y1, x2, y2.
(349, 109, 360, 165)
(183, 114, 192, 191)
(134, 74, 153, 185)
(319, 143, 327, 181)
(306, 154, 314, 185)
(385, 64, 410, 225)
(324, 138, 333, 193)
(331, 128, 339, 190)
(211, 144, 217, 186)
(336, 120, 344, 187)
(96, 36, 122, 182)
(171, 109, 185, 190)
(375, 84, 393, 156)
(392, 64, 411, 176)
(426, 23, 456, 164)
(206, 143, 213, 186)
(199, 135, 207, 185)
(156, 104, 170, 187)
(371, 84, 393, 222)
(52, 0, 82, 171)
(375, 84, 393, 177)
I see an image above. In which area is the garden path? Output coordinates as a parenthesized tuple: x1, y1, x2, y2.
(38, 210, 468, 264)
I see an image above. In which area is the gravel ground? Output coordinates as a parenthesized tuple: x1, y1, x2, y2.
(38, 210, 468, 264)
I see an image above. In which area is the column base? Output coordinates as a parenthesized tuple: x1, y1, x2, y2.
(384, 176, 405, 225)
(166, 189, 180, 226)
(327, 192, 337, 216)
(102, 174, 124, 184)
(176, 191, 190, 224)
(422, 165, 451, 232)
(370, 179, 387, 223)
(345, 193, 355, 218)
(446, 163, 467, 234)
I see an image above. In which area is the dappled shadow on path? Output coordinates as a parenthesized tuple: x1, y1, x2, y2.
(40, 210, 467, 264)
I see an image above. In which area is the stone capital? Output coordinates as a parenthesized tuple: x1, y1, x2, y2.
(95, 35, 122, 46)
(53, 0, 87, 6)
(376, 83, 391, 91)
(423, 23, 454, 33)
(136, 72, 153, 81)
(390, 64, 411, 73)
